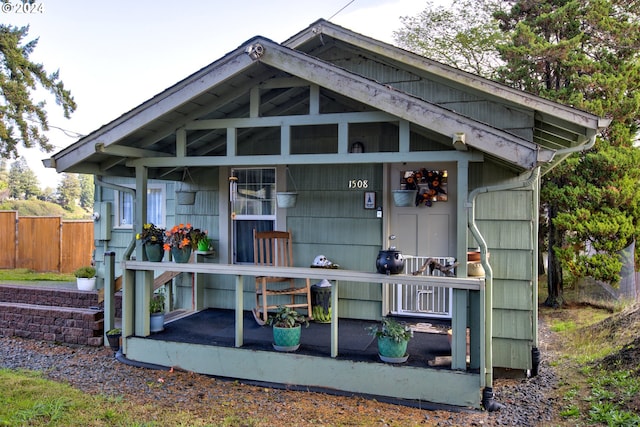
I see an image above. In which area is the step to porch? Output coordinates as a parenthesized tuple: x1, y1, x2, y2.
(0, 284, 119, 347)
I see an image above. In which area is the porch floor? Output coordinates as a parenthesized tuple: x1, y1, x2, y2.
(146, 308, 456, 369)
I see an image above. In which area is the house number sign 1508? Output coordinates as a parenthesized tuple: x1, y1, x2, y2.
(348, 179, 369, 189)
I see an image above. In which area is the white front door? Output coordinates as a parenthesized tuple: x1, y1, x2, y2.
(388, 162, 457, 318)
(389, 162, 457, 257)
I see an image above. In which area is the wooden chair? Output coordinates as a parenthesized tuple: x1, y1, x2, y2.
(252, 229, 312, 325)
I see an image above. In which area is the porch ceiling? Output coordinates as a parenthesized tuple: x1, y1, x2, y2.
(47, 20, 607, 180)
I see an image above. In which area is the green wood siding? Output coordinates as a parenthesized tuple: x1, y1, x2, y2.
(490, 249, 533, 281)
(493, 338, 532, 370)
(474, 183, 536, 371)
(475, 191, 533, 220)
(286, 163, 384, 320)
(493, 280, 533, 310)
(481, 221, 533, 250)
(320, 51, 535, 141)
(493, 310, 533, 340)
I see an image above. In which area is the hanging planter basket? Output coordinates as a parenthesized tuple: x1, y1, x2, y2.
(276, 192, 298, 208)
(176, 190, 196, 205)
(276, 167, 299, 208)
(392, 190, 416, 207)
(176, 168, 196, 205)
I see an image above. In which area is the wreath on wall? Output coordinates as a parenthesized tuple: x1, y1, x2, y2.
(401, 169, 448, 207)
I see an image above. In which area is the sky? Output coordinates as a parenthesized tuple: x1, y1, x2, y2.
(3, 0, 430, 188)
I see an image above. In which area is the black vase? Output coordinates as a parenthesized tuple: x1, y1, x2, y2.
(376, 250, 405, 274)
(106, 333, 121, 351)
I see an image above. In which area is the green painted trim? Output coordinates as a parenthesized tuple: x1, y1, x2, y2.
(125, 337, 482, 408)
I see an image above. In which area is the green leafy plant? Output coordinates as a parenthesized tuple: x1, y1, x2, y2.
(106, 328, 121, 336)
(73, 266, 96, 278)
(267, 305, 309, 328)
(367, 317, 413, 343)
(136, 223, 165, 246)
(150, 289, 165, 314)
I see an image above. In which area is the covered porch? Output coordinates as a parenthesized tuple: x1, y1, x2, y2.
(105, 253, 486, 408)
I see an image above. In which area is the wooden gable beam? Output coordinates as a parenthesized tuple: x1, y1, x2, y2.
(51, 49, 255, 173)
(94, 143, 172, 158)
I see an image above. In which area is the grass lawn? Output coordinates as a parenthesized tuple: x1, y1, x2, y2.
(0, 269, 75, 283)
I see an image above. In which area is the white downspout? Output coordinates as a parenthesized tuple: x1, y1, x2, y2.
(468, 167, 540, 410)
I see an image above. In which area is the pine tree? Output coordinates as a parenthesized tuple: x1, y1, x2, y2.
(78, 174, 94, 209)
(0, 25, 76, 158)
(57, 173, 80, 211)
(495, 0, 640, 306)
(8, 158, 40, 199)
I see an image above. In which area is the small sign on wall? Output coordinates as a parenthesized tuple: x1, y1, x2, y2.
(364, 191, 376, 209)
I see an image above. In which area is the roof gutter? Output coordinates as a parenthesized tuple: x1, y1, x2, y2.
(95, 176, 137, 261)
(468, 167, 540, 410)
(542, 133, 597, 176)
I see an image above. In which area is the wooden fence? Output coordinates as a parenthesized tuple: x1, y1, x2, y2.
(0, 211, 94, 273)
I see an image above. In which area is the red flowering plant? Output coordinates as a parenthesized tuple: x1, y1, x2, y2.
(136, 223, 165, 246)
(163, 223, 207, 251)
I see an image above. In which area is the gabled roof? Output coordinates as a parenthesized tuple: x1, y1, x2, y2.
(47, 20, 607, 178)
(285, 20, 608, 147)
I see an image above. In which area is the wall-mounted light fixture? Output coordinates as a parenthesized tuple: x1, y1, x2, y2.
(350, 141, 365, 153)
(452, 132, 467, 151)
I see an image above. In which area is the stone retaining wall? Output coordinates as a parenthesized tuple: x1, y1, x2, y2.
(0, 284, 122, 347)
(0, 284, 100, 308)
(0, 302, 104, 346)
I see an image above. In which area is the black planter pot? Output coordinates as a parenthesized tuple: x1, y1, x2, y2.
(106, 333, 121, 351)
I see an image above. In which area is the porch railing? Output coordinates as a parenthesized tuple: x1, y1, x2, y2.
(114, 256, 484, 371)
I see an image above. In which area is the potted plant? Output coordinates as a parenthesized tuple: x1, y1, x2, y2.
(105, 328, 121, 351)
(74, 266, 97, 291)
(367, 317, 413, 363)
(267, 305, 309, 352)
(149, 288, 166, 333)
(163, 223, 207, 263)
(196, 235, 210, 251)
(136, 223, 165, 262)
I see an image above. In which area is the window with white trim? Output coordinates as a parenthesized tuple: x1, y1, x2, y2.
(115, 184, 166, 228)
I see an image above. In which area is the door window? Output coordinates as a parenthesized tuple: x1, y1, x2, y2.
(231, 168, 276, 263)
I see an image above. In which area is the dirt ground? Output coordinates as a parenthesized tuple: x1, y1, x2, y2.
(5, 303, 640, 426)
